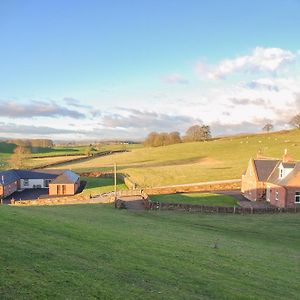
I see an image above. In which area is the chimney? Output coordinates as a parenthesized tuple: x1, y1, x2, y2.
(283, 149, 291, 163)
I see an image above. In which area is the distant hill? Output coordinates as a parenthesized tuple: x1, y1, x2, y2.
(55, 129, 300, 187)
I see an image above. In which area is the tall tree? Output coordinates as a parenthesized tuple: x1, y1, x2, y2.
(262, 123, 274, 132)
(184, 125, 211, 142)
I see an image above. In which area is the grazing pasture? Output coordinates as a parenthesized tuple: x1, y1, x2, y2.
(150, 192, 239, 206)
(80, 176, 127, 196)
(54, 129, 300, 186)
(0, 205, 299, 299)
(0, 143, 141, 170)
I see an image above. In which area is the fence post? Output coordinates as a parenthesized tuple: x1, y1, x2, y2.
(233, 205, 236, 214)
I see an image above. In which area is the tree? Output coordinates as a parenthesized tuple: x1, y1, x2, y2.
(144, 131, 182, 147)
(290, 114, 300, 129)
(262, 123, 274, 132)
(184, 125, 211, 142)
(9, 146, 31, 169)
(85, 145, 96, 156)
(167, 131, 182, 145)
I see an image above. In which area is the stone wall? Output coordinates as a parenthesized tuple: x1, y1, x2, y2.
(144, 180, 241, 195)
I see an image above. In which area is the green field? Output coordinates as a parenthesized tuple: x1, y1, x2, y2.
(150, 193, 239, 206)
(80, 176, 127, 197)
(0, 143, 142, 170)
(53, 129, 300, 187)
(0, 205, 299, 299)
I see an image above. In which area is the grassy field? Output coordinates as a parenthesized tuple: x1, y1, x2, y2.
(53, 129, 300, 186)
(25, 155, 86, 168)
(150, 193, 239, 206)
(0, 205, 299, 299)
(80, 176, 127, 197)
(0, 143, 142, 170)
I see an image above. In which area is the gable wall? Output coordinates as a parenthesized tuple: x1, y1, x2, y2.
(242, 159, 265, 201)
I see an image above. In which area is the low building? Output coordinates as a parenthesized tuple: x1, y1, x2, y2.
(0, 169, 80, 198)
(241, 151, 300, 208)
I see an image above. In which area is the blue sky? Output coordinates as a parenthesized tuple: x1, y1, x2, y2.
(0, 0, 300, 140)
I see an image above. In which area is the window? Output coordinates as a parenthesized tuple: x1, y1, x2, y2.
(295, 192, 300, 203)
(44, 179, 51, 187)
(279, 168, 284, 178)
(23, 179, 29, 187)
(275, 191, 279, 201)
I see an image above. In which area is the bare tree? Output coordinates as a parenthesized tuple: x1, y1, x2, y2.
(9, 146, 31, 169)
(184, 125, 211, 142)
(144, 131, 182, 147)
(290, 114, 300, 129)
(262, 123, 274, 132)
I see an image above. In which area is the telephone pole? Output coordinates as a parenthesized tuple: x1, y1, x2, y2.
(114, 163, 117, 200)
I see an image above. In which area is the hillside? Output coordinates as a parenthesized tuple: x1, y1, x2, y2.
(54, 129, 300, 187)
(0, 143, 141, 170)
(0, 205, 299, 299)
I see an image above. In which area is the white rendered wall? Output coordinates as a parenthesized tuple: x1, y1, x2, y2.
(20, 179, 47, 189)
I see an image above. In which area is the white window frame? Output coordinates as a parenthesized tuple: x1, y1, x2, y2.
(23, 179, 29, 187)
(295, 192, 300, 203)
(275, 191, 279, 201)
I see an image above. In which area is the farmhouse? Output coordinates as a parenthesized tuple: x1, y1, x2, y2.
(241, 151, 300, 208)
(0, 169, 80, 198)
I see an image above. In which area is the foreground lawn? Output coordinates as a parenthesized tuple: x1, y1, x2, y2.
(80, 176, 127, 197)
(55, 129, 300, 186)
(150, 193, 239, 206)
(0, 205, 300, 299)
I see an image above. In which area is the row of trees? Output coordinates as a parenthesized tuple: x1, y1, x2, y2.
(144, 125, 212, 147)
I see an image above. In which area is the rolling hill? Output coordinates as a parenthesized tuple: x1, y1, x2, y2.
(54, 129, 300, 187)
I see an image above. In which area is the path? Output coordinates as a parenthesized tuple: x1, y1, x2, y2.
(216, 190, 271, 208)
(118, 196, 145, 210)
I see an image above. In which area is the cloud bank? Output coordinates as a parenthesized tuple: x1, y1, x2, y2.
(197, 47, 296, 79)
(0, 100, 86, 119)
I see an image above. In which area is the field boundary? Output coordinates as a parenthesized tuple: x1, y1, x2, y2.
(149, 201, 300, 214)
(144, 179, 241, 195)
(34, 150, 127, 169)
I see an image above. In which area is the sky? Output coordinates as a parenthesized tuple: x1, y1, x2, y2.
(0, 0, 300, 140)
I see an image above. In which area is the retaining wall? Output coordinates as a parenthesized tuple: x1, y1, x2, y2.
(144, 180, 241, 195)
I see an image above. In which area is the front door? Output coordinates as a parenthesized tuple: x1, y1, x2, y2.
(57, 185, 61, 195)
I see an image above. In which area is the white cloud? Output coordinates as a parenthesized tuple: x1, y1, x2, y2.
(197, 47, 296, 79)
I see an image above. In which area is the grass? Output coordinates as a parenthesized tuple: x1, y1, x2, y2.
(79, 176, 127, 196)
(53, 129, 300, 186)
(150, 193, 239, 206)
(0, 143, 142, 170)
(0, 205, 300, 299)
(25, 155, 86, 168)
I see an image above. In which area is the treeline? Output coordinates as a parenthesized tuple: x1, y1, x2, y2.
(7, 139, 54, 148)
(144, 125, 211, 147)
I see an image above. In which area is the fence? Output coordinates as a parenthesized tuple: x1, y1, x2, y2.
(148, 201, 300, 214)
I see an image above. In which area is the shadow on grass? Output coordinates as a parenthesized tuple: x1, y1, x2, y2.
(150, 193, 238, 207)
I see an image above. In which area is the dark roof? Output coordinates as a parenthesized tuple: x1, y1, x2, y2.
(281, 162, 296, 168)
(14, 170, 62, 180)
(50, 170, 79, 184)
(0, 170, 20, 185)
(253, 159, 280, 181)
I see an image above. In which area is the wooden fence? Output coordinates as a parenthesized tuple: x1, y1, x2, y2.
(148, 201, 300, 214)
